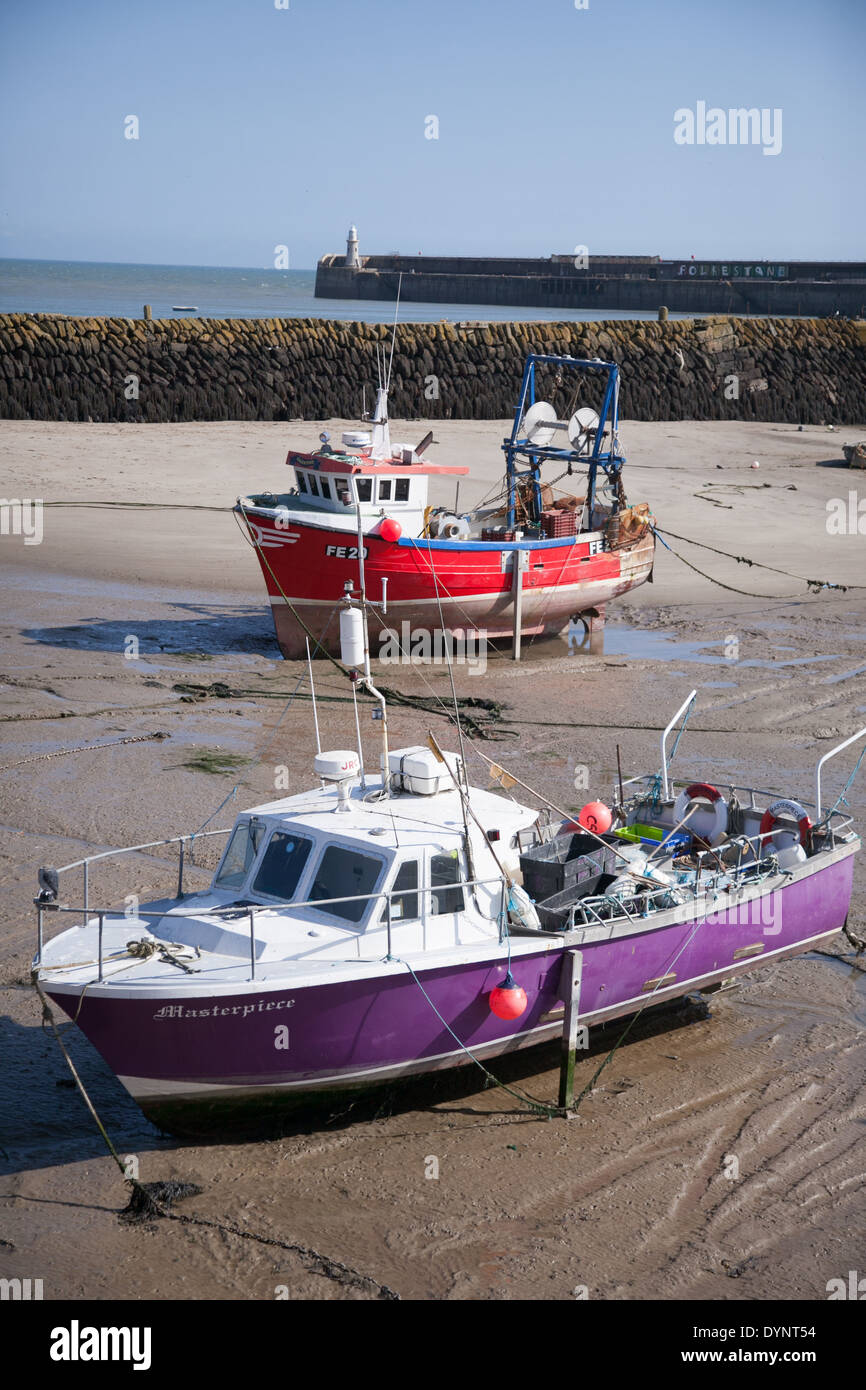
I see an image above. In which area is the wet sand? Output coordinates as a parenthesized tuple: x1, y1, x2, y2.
(1, 415, 865, 1301)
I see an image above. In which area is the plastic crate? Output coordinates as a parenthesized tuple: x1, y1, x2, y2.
(481, 526, 515, 542)
(614, 823, 691, 854)
(540, 509, 577, 538)
(536, 876, 611, 930)
(519, 832, 619, 900)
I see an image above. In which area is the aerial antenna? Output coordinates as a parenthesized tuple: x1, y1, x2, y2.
(385, 272, 403, 391)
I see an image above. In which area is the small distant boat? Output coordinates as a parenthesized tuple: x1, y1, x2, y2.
(172, 305, 198, 312)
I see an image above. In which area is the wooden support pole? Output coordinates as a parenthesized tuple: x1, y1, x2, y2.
(558, 948, 583, 1110)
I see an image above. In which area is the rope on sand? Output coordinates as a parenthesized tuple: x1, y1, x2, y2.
(653, 525, 866, 595)
(32, 978, 400, 1300)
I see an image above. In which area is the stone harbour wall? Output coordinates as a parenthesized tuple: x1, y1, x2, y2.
(0, 313, 863, 424)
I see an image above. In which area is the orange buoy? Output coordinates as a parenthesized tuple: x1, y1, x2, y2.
(578, 801, 613, 834)
(379, 518, 402, 542)
(489, 972, 528, 1020)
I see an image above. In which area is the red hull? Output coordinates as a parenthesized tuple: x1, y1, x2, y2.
(240, 510, 654, 659)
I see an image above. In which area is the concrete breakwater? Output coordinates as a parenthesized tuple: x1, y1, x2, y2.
(317, 260, 866, 319)
(0, 313, 863, 425)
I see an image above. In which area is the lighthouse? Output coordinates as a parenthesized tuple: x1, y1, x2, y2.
(345, 225, 360, 269)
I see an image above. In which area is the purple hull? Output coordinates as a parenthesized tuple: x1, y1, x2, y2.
(46, 851, 855, 1121)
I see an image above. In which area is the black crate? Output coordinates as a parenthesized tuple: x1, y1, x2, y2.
(536, 875, 608, 930)
(519, 833, 618, 900)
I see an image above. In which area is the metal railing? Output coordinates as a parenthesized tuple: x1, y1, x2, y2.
(47, 827, 234, 929)
(34, 870, 511, 984)
(620, 772, 857, 849)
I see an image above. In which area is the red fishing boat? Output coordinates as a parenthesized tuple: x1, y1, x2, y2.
(236, 351, 655, 659)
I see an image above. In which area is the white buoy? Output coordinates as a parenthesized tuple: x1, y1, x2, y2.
(339, 606, 365, 667)
(750, 460, 760, 469)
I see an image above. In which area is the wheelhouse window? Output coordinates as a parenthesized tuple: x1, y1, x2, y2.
(389, 860, 419, 920)
(309, 845, 382, 924)
(319, 477, 332, 500)
(378, 479, 392, 501)
(355, 478, 372, 503)
(295, 471, 308, 494)
(253, 831, 313, 901)
(335, 478, 351, 506)
(394, 479, 410, 503)
(308, 473, 321, 497)
(215, 819, 266, 889)
(431, 851, 464, 914)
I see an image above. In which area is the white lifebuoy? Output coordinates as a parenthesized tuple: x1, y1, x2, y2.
(759, 798, 811, 851)
(672, 781, 728, 847)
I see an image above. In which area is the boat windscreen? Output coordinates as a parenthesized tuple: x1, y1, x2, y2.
(253, 831, 313, 900)
(215, 819, 267, 888)
(308, 845, 383, 923)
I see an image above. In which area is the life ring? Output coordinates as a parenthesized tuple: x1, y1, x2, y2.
(673, 781, 728, 846)
(759, 798, 811, 851)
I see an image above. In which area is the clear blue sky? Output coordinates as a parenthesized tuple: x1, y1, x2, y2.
(1, 0, 863, 268)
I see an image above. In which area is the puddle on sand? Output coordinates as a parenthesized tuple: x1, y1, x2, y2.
(603, 624, 842, 670)
(825, 663, 866, 686)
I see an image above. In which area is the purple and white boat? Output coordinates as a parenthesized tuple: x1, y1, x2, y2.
(33, 643, 864, 1133)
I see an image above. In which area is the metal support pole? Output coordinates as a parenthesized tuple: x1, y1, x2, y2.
(177, 839, 185, 899)
(558, 949, 583, 1110)
(36, 907, 43, 966)
(249, 909, 256, 982)
(385, 894, 392, 961)
(97, 912, 105, 983)
(82, 861, 89, 927)
(511, 551, 525, 661)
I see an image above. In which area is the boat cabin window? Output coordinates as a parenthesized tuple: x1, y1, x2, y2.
(378, 479, 392, 501)
(389, 860, 419, 920)
(320, 477, 332, 500)
(394, 479, 410, 503)
(308, 845, 383, 923)
(355, 478, 373, 503)
(334, 478, 350, 506)
(308, 473, 321, 497)
(431, 851, 464, 914)
(295, 471, 308, 494)
(253, 831, 313, 900)
(215, 819, 267, 889)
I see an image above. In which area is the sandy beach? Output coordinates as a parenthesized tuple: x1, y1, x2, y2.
(2, 413, 865, 1302)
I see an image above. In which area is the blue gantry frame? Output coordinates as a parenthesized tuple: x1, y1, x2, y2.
(502, 354, 623, 531)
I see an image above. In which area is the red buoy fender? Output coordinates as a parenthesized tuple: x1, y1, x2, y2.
(759, 798, 811, 849)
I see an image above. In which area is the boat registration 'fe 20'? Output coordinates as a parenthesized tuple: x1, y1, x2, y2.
(33, 625, 864, 1129)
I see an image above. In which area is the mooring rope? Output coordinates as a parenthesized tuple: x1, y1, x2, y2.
(653, 524, 865, 596)
(31, 977, 399, 1299)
